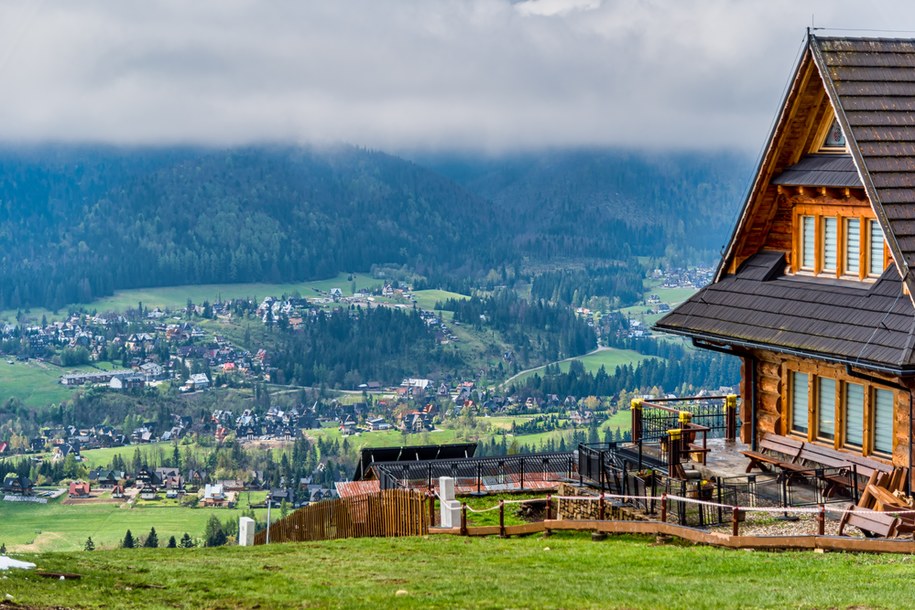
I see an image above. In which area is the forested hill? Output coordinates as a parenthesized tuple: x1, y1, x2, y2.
(419, 149, 753, 265)
(0, 145, 752, 310)
(0, 146, 497, 310)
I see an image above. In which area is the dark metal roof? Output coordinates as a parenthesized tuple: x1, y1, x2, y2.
(352, 442, 478, 481)
(815, 36, 915, 280)
(655, 251, 915, 372)
(772, 154, 862, 187)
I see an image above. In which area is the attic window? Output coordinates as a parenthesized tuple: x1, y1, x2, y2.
(793, 208, 888, 280)
(820, 118, 846, 151)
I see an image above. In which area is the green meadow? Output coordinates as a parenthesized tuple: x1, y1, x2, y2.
(507, 347, 655, 388)
(410, 289, 469, 311)
(0, 360, 80, 408)
(0, 273, 385, 323)
(3, 533, 914, 609)
(0, 493, 269, 553)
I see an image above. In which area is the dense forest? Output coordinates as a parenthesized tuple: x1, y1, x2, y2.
(0, 145, 750, 310)
(420, 149, 752, 266)
(268, 306, 463, 389)
(439, 290, 597, 364)
(529, 264, 644, 309)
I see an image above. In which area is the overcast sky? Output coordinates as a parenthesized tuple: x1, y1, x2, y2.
(0, 0, 911, 153)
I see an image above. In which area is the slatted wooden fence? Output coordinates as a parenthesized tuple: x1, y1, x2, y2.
(254, 489, 429, 544)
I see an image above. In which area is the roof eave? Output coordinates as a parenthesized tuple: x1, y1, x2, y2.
(654, 325, 915, 378)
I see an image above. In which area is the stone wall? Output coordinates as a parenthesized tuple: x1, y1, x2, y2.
(555, 483, 643, 521)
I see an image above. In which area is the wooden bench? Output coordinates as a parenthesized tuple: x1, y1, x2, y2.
(842, 454, 895, 492)
(795, 444, 895, 497)
(837, 504, 911, 538)
(741, 434, 804, 473)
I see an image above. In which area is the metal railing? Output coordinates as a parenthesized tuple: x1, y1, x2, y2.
(374, 451, 576, 494)
(632, 395, 739, 443)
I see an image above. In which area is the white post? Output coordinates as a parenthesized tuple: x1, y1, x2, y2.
(238, 517, 255, 546)
(439, 476, 461, 529)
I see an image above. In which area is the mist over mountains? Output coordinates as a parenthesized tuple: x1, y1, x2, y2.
(0, 145, 752, 310)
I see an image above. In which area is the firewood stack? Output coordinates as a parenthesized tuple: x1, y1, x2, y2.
(838, 468, 915, 537)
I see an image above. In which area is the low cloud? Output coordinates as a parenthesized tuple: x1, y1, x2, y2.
(0, 0, 908, 152)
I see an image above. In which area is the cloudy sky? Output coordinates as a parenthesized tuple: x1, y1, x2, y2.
(0, 0, 911, 152)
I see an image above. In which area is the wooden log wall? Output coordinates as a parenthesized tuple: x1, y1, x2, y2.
(253, 489, 429, 544)
(749, 350, 908, 476)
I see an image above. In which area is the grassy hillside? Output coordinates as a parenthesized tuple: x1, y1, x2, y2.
(507, 347, 654, 387)
(0, 272, 384, 323)
(0, 493, 267, 552)
(2, 532, 910, 609)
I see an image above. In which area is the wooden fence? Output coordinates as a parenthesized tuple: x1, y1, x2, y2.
(254, 489, 429, 544)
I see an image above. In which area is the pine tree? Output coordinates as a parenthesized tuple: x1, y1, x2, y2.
(122, 529, 135, 549)
(204, 515, 226, 547)
(84, 537, 95, 551)
(180, 533, 195, 548)
(167, 536, 177, 548)
(0, 542, 6, 555)
(144, 527, 158, 548)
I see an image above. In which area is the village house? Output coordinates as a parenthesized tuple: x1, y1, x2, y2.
(68, 480, 91, 498)
(657, 35, 915, 490)
(2, 475, 33, 496)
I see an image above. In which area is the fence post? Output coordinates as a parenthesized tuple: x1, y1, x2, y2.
(428, 492, 435, 527)
(725, 394, 737, 442)
(477, 462, 482, 495)
(499, 501, 506, 537)
(630, 398, 643, 443)
(817, 504, 825, 536)
(520, 456, 525, 491)
(599, 493, 605, 521)
(599, 451, 606, 493)
(716, 476, 723, 524)
(660, 493, 667, 523)
(667, 429, 682, 473)
(461, 502, 468, 536)
(732, 507, 741, 537)
(546, 494, 552, 521)
(679, 479, 686, 525)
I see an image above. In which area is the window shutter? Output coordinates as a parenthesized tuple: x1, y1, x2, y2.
(823, 217, 837, 272)
(792, 372, 809, 434)
(873, 389, 893, 455)
(870, 221, 885, 276)
(817, 377, 835, 440)
(844, 383, 864, 447)
(801, 217, 815, 269)
(845, 218, 860, 275)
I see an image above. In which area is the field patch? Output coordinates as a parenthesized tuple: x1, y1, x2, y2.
(507, 347, 655, 387)
(410, 289, 469, 311)
(0, 273, 384, 323)
(4, 533, 915, 609)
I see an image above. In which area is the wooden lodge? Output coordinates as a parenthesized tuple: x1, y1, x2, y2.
(657, 34, 915, 490)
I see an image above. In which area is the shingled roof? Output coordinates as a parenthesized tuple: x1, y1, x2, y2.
(658, 251, 915, 372)
(658, 34, 915, 373)
(815, 36, 915, 291)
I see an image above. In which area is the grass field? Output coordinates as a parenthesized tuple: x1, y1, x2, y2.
(0, 494, 269, 553)
(0, 273, 385, 323)
(3, 533, 914, 609)
(507, 347, 655, 388)
(0, 360, 78, 408)
(78, 442, 210, 470)
(410, 289, 469, 311)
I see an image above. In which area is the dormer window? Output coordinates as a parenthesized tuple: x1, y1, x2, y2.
(794, 208, 887, 279)
(819, 118, 847, 152)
